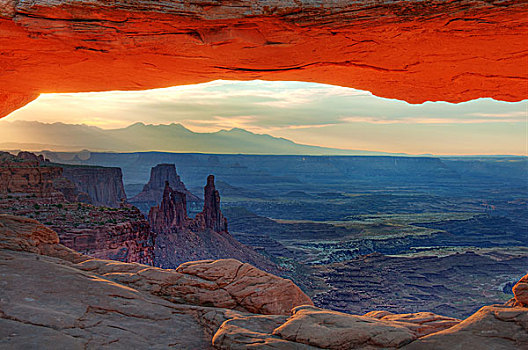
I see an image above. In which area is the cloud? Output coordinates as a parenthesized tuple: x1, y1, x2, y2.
(11, 80, 526, 131)
(5, 79, 527, 155)
(340, 116, 525, 124)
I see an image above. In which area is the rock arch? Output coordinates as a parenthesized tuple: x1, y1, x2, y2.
(0, 0, 527, 117)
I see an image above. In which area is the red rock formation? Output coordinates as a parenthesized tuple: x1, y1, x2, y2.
(149, 175, 228, 234)
(193, 175, 228, 233)
(364, 311, 460, 337)
(148, 181, 188, 233)
(513, 274, 528, 307)
(0, 1, 527, 118)
(62, 166, 127, 208)
(0, 151, 70, 201)
(148, 177, 277, 272)
(0, 151, 127, 207)
(0, 151, 155, 264)
(130, 163, 199, 213)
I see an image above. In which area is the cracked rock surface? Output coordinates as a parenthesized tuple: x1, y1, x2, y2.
(1, 214, 527, 349)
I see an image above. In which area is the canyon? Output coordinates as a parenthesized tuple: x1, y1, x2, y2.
(1, 214, 527, 349)
(0, 151, 277, 272)
(0, 151, 156, 264)
(31, 150, 528, 319)
(1, 0, 527, 118)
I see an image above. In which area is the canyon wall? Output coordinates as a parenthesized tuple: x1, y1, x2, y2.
(54, 206, 155, 265)
(191, 175, 229, 233)
(0, 151, 76, 201)
(0, 151, 155, 264)
(1, 0, 527, 117)
(62, 166, 127, 208)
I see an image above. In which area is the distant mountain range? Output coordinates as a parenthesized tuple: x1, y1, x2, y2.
(0, 120, 404, 156)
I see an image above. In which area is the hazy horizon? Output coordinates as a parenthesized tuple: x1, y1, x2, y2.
(4, 80, 527, 155)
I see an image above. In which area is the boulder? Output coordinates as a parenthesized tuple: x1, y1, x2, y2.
(513, 274, 528, 307)
(177, 259, 314, 315)
(403, 305, 528, 350)
(364, 311, 460, 337)
(273, 305, 416, 349)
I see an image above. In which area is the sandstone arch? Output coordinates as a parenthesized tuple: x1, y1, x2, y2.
(0, 0, 527, 118)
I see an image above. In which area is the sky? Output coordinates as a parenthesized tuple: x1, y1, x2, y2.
(4, 80, 528, 155)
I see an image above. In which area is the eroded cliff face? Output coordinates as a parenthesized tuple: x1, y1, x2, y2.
(149, 175, 228, 235)
(0, 0, 527, 117)
(148, 181, 188, 233)
(62, 166, 127, 208)
(53, 205, 155, 265)
(130, 163, 199, 213)
(0, 151, 155, 264)
(0, 151, 79, 202)
(149, 176, 276, 273)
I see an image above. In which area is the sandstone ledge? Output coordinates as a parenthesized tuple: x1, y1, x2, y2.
(1, 214, 527, 349)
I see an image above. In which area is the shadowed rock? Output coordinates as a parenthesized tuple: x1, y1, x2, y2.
(1, 214, 527, 349)
(192, 175, 228, 233)
(148, 176, 277, 272)
(130, 163, 199, 212)
(513, 274, 528, 307)
(148, 181, 188, 233)
(403, 305, 528, 350)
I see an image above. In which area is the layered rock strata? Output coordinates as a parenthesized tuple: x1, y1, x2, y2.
(191, 175, 229, 233)
(0, 151, 127, 207)
(54, 206, 155, 265)
(1, 0, 527, 118)
(0, 151, 154, 264)
(0, 151, 80, 202)
(2, 214, 527, 349)
(62, 166, 127, 208)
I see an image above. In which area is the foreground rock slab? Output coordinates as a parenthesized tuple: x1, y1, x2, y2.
(364, 311, 460, 337)
(403, 305, 528, 350)
(1, 214, 527, 349)
(0, 214, 312, 348)
(273, 305, 416, 349)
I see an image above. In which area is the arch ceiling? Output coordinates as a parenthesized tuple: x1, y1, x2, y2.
(0, 0, 527, 118)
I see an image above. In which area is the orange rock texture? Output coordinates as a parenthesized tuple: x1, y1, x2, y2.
(1, 0, 527, 118)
